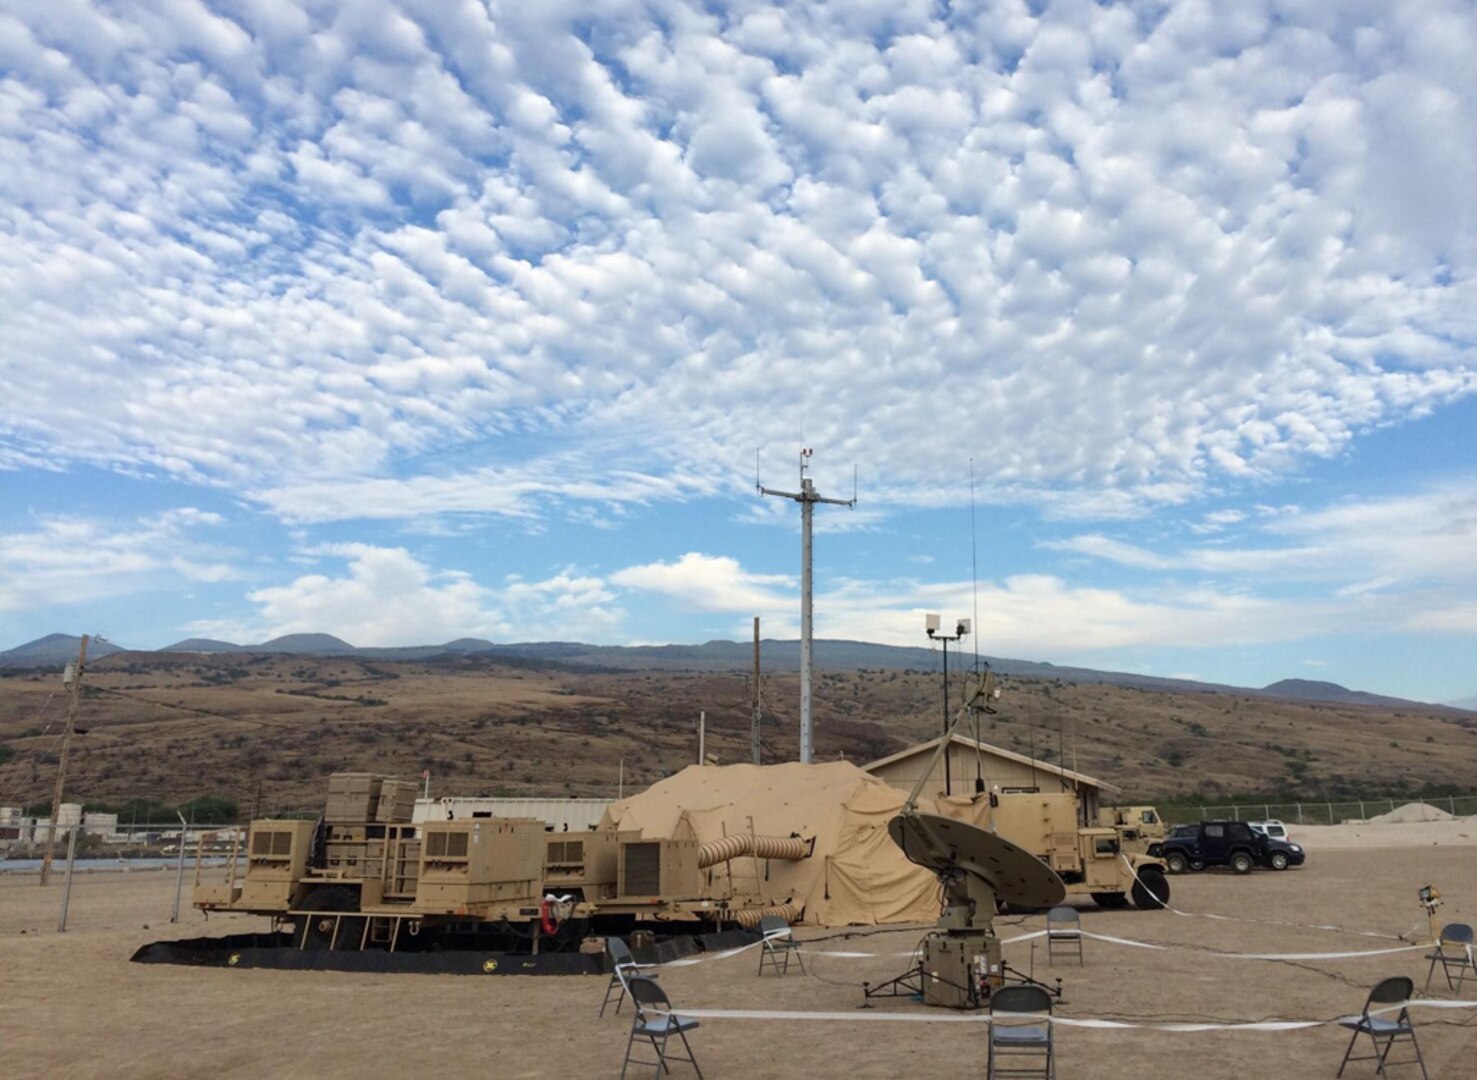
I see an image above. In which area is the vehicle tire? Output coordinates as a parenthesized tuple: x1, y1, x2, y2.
(1189, 860, 1205, 872)
(1268, 851, 1289, 871)
(294, 886, 358, 950)
(1132, 868, 1170, 910)
(1165, 852, 1189, 875)
(1147, 843, 1163, 859)
(1230, 851, 1254, 875)
(1092, 892, 1130, 910)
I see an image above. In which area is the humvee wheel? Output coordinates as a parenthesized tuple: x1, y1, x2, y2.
(1131, 868, 1170, 910)
(1268, 851, 1289, 871)
(1230, 851, 1254, 875)
(1091, 892, 1130, 910)
(1164, 852, 1189, 874)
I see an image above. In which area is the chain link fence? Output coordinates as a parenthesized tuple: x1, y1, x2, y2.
(1184, 795, 1477, 826)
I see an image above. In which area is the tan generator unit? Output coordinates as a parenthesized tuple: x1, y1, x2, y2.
(618, 838, 700, 900)
(544, 830, 623, 901)
(415, 818, 544, 912)
(237, 819, 315, 907)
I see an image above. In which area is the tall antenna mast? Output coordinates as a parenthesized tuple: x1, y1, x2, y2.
(751, 616, 762, 765)
(758, 448, 856, 764)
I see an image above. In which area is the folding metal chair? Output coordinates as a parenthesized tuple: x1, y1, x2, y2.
(1045, 906, 1082, 967)
(600, 936, 658, 1017)
(620, 976, 703, 1080)
(1337, 976, 1429, 1079)
(1423, 922, 1474, 993)
(988, 984, 1055, 1079)
(756, 914, 806, 975)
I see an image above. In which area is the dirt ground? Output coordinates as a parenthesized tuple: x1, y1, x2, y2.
(2, 837, 1475, 1079)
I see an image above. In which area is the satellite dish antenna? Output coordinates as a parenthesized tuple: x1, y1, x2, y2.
(889, 812, 1065, 911)
(864, 668, 1068, 1010)
(874, 809, 1066, 1010)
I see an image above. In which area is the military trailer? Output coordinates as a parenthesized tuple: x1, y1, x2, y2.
(987, 791, 1169, 910)
(194, 773, 812, 952)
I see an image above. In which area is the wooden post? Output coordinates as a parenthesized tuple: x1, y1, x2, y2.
(41, 635, 88, 887)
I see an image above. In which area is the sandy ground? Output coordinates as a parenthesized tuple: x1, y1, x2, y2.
(2, 827, 1476, 1079)
(1295, 817, 1477, 850)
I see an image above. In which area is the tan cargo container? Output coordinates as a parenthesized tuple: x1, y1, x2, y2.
(375, 779, 418, 824)
(325, 773, 386, 823)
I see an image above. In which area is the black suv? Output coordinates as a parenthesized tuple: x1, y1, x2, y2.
(1160, 820, 1295, 874)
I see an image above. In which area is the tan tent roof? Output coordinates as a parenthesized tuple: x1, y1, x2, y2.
(865, 733, 1121, 794)
(600, 761, 941, 927)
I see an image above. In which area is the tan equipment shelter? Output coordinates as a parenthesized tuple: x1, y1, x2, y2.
(600, 761, 941, 926)
(865, 734, 1118, 822)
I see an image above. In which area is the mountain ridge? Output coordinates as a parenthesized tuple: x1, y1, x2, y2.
(2, 631, 1468, 714)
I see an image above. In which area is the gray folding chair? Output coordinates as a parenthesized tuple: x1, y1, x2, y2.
(1337, 976, 1429, 1079)
(620, 976, 702, 1080)
(988, 984, 1055, 1079)
(600, 936, 658, 1017)
(1423, 922, 1474, 992)
(1045, 906, 1082, 967)
(757, 914, 806, 975)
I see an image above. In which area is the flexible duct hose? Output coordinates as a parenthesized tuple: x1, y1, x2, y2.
(730, 903, 801, 929)
(697, 833, 809, 868)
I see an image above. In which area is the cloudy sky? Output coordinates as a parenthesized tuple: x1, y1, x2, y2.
(2, 0, 1475, 704)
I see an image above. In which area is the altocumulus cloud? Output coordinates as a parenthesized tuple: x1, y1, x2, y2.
(0, 1, 1474, 526)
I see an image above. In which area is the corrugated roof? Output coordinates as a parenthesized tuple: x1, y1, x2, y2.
(864, 733, 1120, 793)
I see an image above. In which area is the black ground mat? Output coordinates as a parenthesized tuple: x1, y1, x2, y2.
(131, 927, 760, 976)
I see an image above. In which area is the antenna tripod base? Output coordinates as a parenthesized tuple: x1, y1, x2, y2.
(862, 929, 1003, 1010)
(861, 930, 1067, 1011)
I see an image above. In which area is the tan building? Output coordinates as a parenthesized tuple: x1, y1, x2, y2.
(864, 734, 1118, 823)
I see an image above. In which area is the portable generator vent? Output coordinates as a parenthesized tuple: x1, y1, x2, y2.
(623, 842, 662, 896)
(251, 830, 293, 856)
(425, 831, 470, 859)
(547, 840, 585, 864)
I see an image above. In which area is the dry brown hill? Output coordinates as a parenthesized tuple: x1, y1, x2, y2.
(0, 650, 1472, 815)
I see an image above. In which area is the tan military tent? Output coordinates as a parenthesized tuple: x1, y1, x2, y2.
(600, 761, 941, 926)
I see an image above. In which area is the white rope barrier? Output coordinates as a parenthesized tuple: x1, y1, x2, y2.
(645, 926, 1436, 969)
(652, 999, 1477, 1033)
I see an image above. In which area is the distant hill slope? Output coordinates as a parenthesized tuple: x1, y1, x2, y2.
(2, 650, 1474, 811)
(1259, 678, 1423, 710)
(0, 631, 1459, 713)
(0, 633, 125, 667)
(160, 638, 245, 653)
(255, 633, 357, 654)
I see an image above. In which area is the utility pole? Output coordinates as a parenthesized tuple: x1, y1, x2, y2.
(925, 616, 969, 797)
(758, 449, 855, 764)
(751, 617, 762, 765)
(41, 634, 88, 887)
